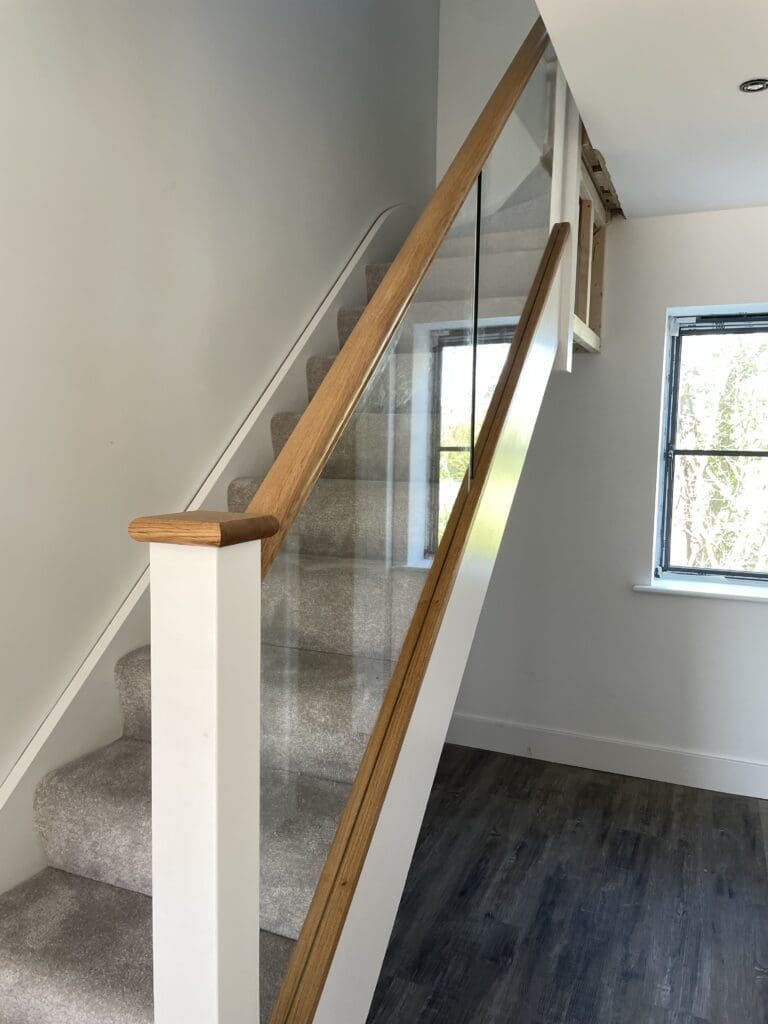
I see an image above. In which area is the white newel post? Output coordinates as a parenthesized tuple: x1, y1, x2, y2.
(149, 538, 262, 1024)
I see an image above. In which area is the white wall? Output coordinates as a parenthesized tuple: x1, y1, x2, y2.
(436, 0, 539, 181)
(451, 206, 768, 796)
(0, 0, 439, 785)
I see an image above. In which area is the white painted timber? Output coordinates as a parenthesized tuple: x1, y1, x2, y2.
(150, 540, 262, 1024)
(312, 261, 561, 1024)
(447, 712, 768, 800)
(550, 66, 581, 372)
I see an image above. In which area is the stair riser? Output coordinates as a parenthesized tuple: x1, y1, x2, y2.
(262, 645, 390, 784)
(116, 646, 151, 742)
(365, 264, 389, 303)
(260, 769, 350, 939)
(230, 477, 418, 561)
(0, 868, 293, 1024)
(33, 739, 353, 943)
(337, 306, 364, 347)
(271, 412, 418, 481)
(369, 250, 541, 304)
(262, 563, 426, 660)
(306, 352, 424, 414)
(110, 641, 389, 793)
(482, 195, 550, 232)
(34, 741, 152, 897)
(438, 225, 548, 258)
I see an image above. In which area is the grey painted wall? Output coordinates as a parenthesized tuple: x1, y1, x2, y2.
(0, 0, 440, 782)
(454, 206, 768, 794)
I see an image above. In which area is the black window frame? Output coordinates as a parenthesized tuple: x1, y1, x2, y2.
(425, 323, 517, 556)
(657, 312, 768, 582)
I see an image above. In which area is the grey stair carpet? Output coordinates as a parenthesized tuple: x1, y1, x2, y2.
(480, 190, 551, 233)
(0, 869, 292, 1024)
(0, 869, 153, 1024)
(34, 739, 151, 896)
(271, 410, 417, 481)
(229, 476, 415, 561)
(33, 735, 352, 941)
(337, 305, 365, 346)
(260, 644, 391, 784)
(367, 249, 541, 304)
(262, 551, 427, 660)
(438, 223, 548, 258)
(306, 351, 419, 412)
(261, 768, 350, 938)
(1, 182, 545, 1022)
(365, 263, 390, 303)
(115, 647, 151, 742)
(113, 639, 390, 788)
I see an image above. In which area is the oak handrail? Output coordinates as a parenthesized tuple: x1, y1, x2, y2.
(127, 17, 548, 557)
(268, 222, 570, 1024)
(246, 16, 550, 575)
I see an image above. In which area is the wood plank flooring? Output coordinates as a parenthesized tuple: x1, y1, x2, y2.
(366, 745, 768, 1024)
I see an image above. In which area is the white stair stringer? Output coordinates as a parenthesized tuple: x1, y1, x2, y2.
(312, 251, 562, 1024)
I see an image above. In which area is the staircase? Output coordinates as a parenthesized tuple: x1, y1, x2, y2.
(0, 18, 587, 1024)
(0, 191, 550, 1023)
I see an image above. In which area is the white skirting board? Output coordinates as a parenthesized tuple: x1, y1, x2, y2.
(447, 711, 768, 799)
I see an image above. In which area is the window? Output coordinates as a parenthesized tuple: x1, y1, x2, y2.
(658, 314, 768, 581)
(426, 323, 516, 554)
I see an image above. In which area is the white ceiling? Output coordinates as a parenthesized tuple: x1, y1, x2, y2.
(537, 0, 768, 217)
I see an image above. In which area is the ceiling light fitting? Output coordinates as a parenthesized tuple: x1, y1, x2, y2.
(739, 78, 768, 93)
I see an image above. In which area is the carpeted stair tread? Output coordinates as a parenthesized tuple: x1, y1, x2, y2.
(0, 868, 295, 1024)
(106, 639, 392, 786)
(367, 248, 541, 304)
(115, 646, 151, 743)
(261, 768, 350, 939)
(106, 640, 390, 788)
(438, 223, 548, 258)
(337, 295, 528, 356)
(271, 410, 416, 481)
(260, 931, 296, 1023)
(229, 476, 416, 560)
(261, 644, 391, 783)
(306, 351, 422, 412)
(32, 734, 355, 940)
(262, 551, 428, 659)
(402, 293, 528, 327)
(0, 868, 153, 1024)
(34, 739, 151, 897)
(480, 190, 551, 232)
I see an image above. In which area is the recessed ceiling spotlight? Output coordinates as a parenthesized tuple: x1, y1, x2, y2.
(739, 78, 768, 93)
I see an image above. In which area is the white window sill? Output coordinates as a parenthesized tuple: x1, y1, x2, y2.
(634, 577, 768, 604)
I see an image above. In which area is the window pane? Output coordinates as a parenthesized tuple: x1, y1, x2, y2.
(475, 341, 511, 434)
(668, 454, 768, 573)
(439, 345, 473, 448)
(437, 449, 469, 543)
(675, 332, 768, 451)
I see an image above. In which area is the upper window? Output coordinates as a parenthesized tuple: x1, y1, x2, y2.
(426, 324, 516, 554)
(658, 314, 768, 581)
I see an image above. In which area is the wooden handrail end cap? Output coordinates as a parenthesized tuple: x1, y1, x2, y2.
(128, 510, 280, 547)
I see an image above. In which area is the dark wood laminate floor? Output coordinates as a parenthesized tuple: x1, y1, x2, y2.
(366, 745, 768, 1024)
